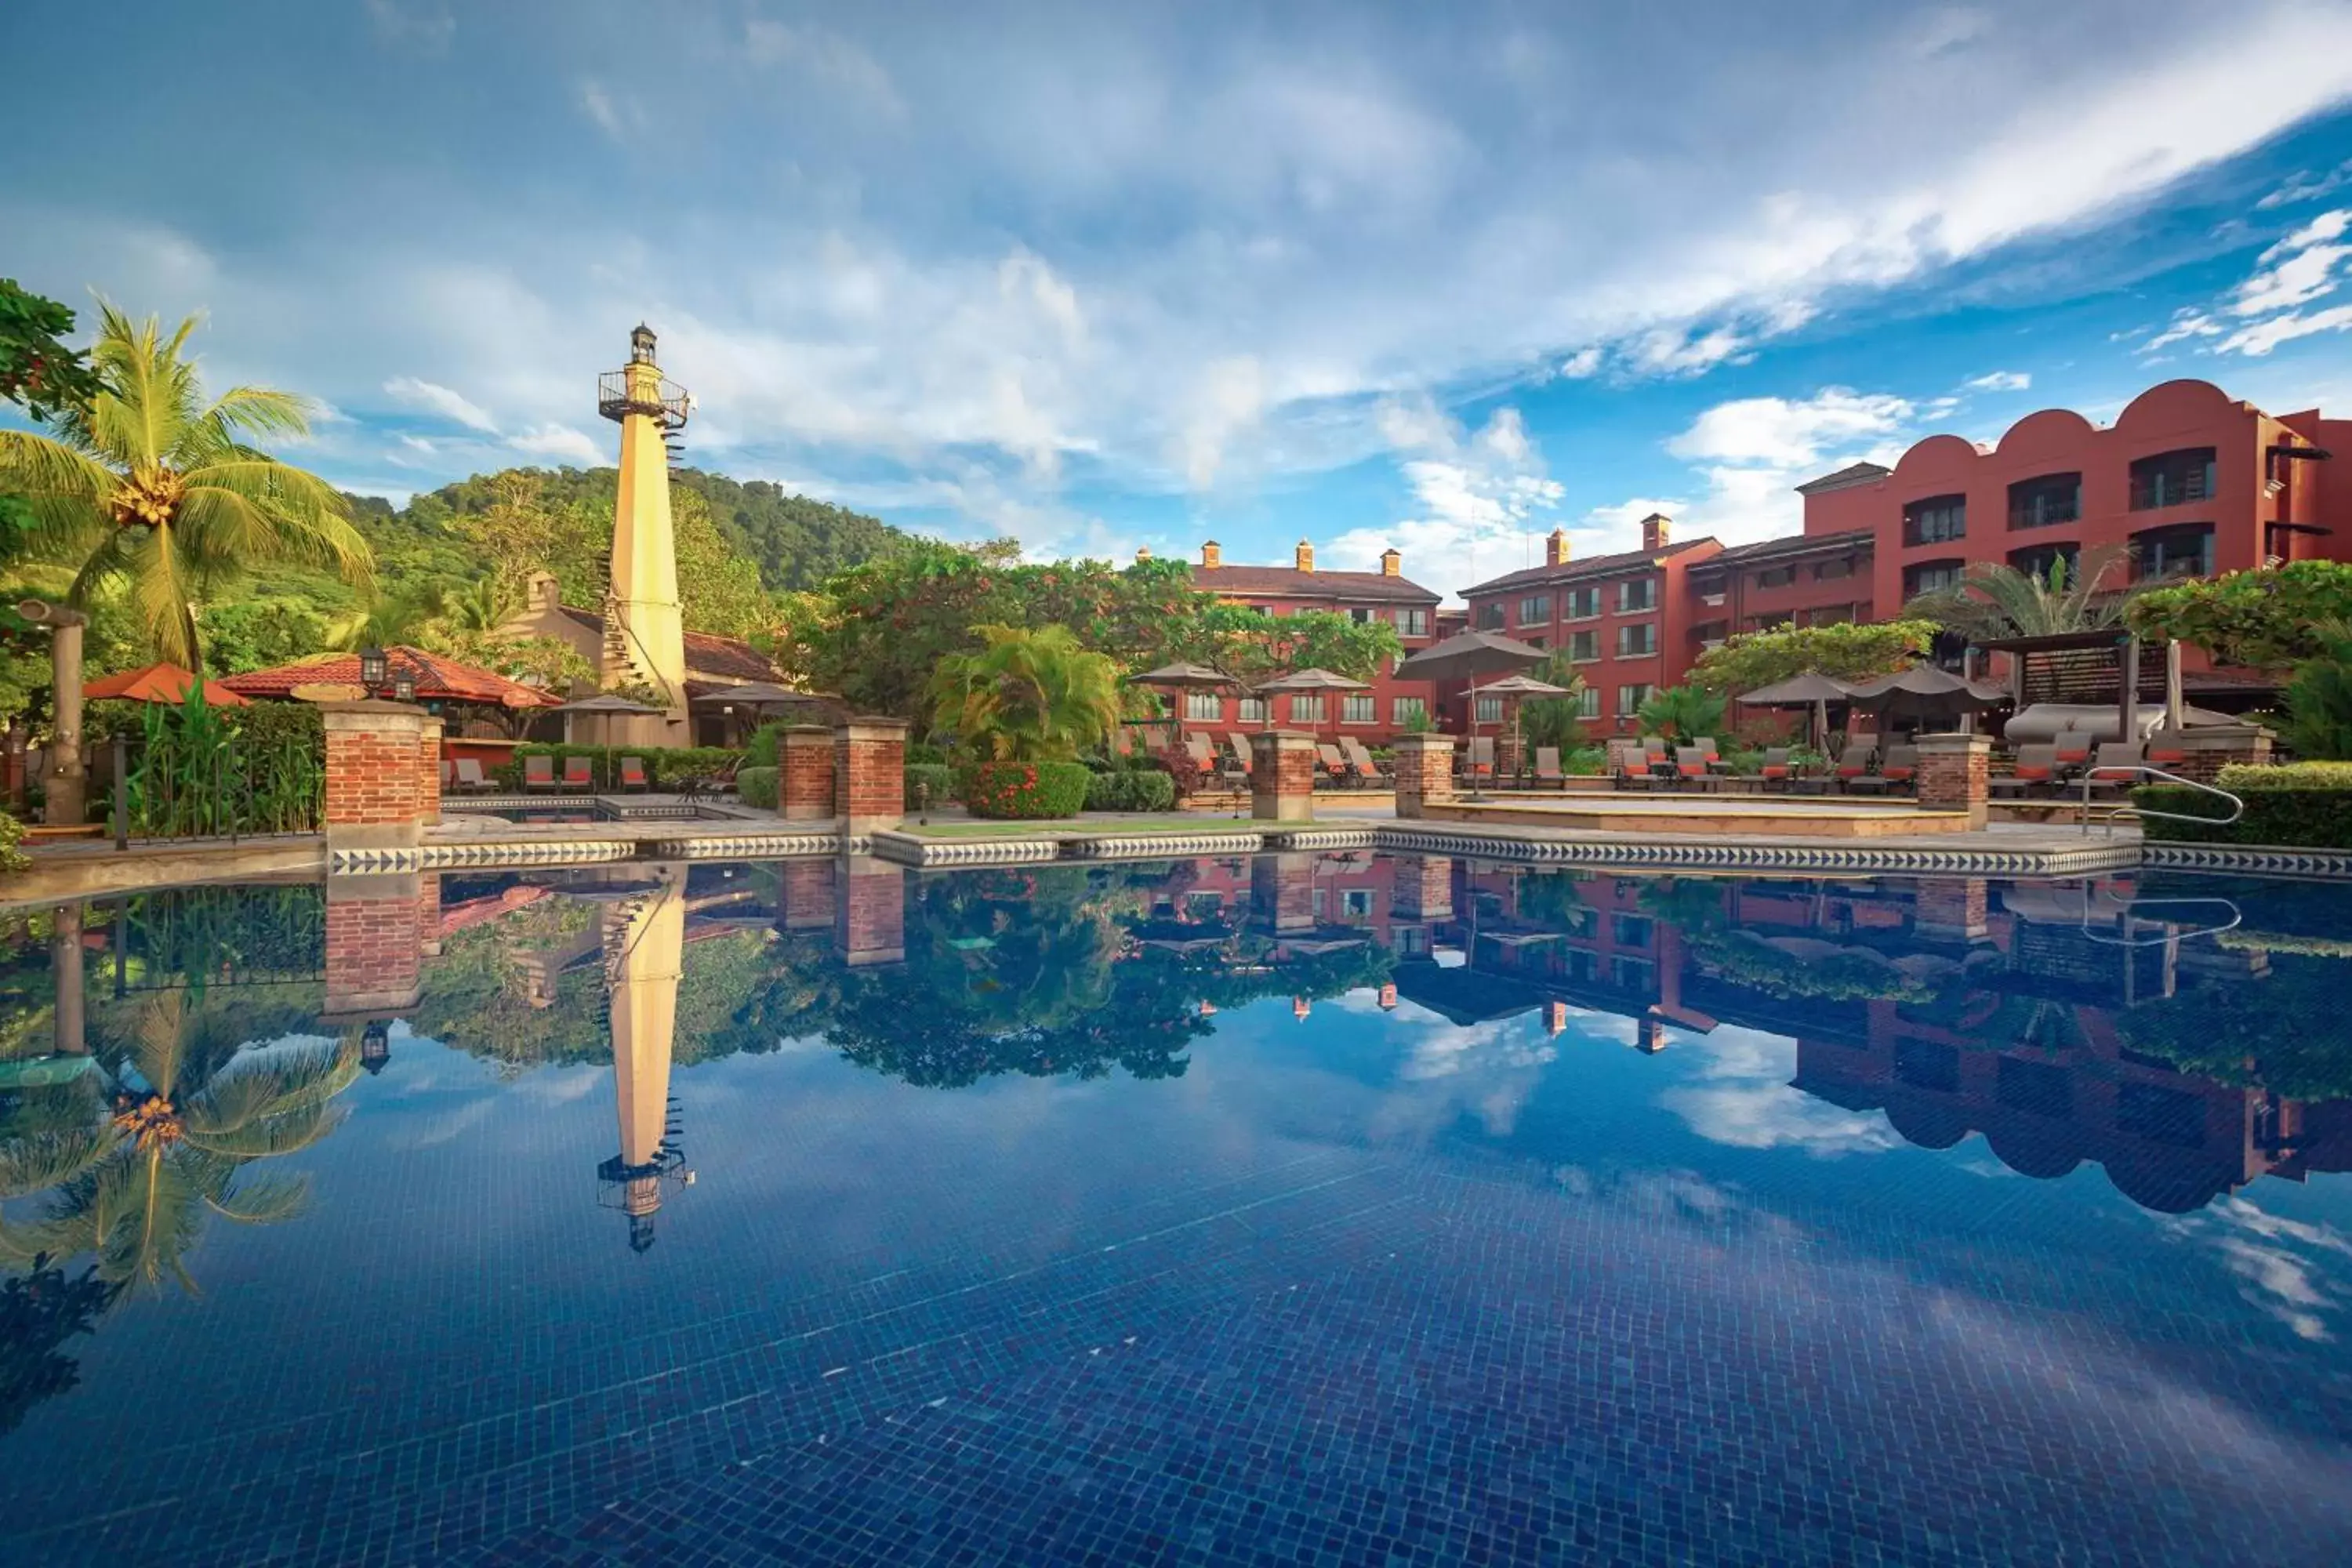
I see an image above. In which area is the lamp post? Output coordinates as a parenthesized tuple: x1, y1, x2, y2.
(358, 645, 389, 693)
(14, 601, 88, 826)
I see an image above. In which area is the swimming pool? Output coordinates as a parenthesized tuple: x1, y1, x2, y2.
(1, 853, 2347, 1564)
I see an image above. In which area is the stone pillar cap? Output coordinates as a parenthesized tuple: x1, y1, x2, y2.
(1914, 732, 1992, 749)
(1251, 730, 1320, 746)
(1392, 732, 1455, 749)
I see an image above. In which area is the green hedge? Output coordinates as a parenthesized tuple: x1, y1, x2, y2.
(964, 759, 1092, 819)
(494, 744, 744, 790)
(1086, 768, 1176, 811)
(736, 765, 779, 810)
(904, 762, 956, 810)
(2134, 761, 2352, 848)
(745, 722, 789, 768)
(0, 811, 25, 874)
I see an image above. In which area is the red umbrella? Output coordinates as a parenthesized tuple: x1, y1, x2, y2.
(83, 662, 250, 706)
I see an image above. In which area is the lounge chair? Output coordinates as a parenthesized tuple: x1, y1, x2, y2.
(1673, 746, 1717, 789)
(1835, 745, 1878, 790)
(617, 755, 650, 793)
(1180, 733, 1221, 791)
(561, 756, 595, 791)
(1755, 747, 1792, 790)
(1878, 745, 1918, 789)
(1534, 746, 1564, 787)
(2082, 741, 2147, 797)
(523, 754, 557, 792)
(1221, 733, 1255, 782)
(1609, 739, 1657, 790)
(1316, 742, 1352, 787)
(1693, 736, 1727, 775)
(2144, 729, 2190, 771)
(453, 758, 491, 793)
(1465, 736, 1496, 784)
(2052, 731, 2094, 773)
(438, 760, 455, 787)
(1341, 736, 1388, 786)
(1991, 744, 2059, 797)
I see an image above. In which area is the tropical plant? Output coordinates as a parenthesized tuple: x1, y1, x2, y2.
(928, 624, 1121, 761)
(0, 992, 358, 1294)
(1516, 652, 1588, 751)
(2128, 560, 2352, 668)
(0, 304, 374, 670)
(1903, 545, 2141, 640)
(1634, 683, 1728, 743)
(1688, 620, 1936, 694)
(0, 810, 24, 875)
(2, 282, 105, 567)
(116, 684, 323, 837)
(2279, 624, 2352, 760)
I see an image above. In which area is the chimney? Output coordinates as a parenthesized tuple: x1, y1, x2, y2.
(1544, 528, 1569, 568)
(528, 570, 561, 612)
(1134, 546, 1152, 564)
(1543, 1000, 1568, 1036)
(1640, 513, 1671, 552)
(1294, 539, 1315, 573)
(1380, 546, 1402, 578)
(1377, 982, 1399, 1011)
(1200, 540, 1222, 570)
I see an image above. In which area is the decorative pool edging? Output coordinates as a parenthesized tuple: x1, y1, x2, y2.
(656, 832, 861, 860)
(870, 831, 1062, 867)
(1369, 826, 2145, 877)
(2142, 843, 2352, 879)
(1065, 830, 1269, 861)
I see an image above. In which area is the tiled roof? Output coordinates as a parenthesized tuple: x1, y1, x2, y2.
(1461, 538, 1715, 597)
(1191, 564, 1439, 604)
(1697, 528, 1876, 567)
(1795, 461, 1892, 495)
(221, 646, 560, 708)
(554, 604, 779, 681)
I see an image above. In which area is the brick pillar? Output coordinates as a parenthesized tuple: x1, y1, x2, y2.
(1542, 1000, 1569, 1036)
(835, 718, 908, 835)
(1390, 853, 1454, 920)
(2169, 723, 2274, 786)
(1250, 852, 1316, 933)
(835, 855, 906, 967)
(322, 702, 427, 859)
(416, 716, 443, 827)
(780, 726, 836, 821)
(1249, 731, 1317, 822)
(1915, 733, 1991, 830)
(417, 872, 444, 957)
(1912, 878, 1989, 944)
(779, 856, 837, 931)
(1392, 734, 1455, 818)
(323, 871, 423, 1018)
(1496, 730, 1523, 786)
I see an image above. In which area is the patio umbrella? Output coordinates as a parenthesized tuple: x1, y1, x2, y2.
(1250, 667, 1367, 739)
(1735, 671, 1857, 753)
(1843, 665, 2007, 732)
(550, 693, 666, 714)
(1391, 630, 1547, 747)
(83, 662, 249, 706)
(1475, 673, 1570, 760)
(689, 680, 838, 709)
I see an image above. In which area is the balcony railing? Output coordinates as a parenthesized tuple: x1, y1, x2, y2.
(2129, 472, 2214, 510)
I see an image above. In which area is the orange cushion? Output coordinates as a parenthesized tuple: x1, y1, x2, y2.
(1679, 764, 1704, 779)
(1761, 766, 1788, 779)
(1882, 767, 1913, 782)
(2014, 765, 2050, 781)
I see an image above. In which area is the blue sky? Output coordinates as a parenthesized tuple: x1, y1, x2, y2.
(10, 1, 2352, 597)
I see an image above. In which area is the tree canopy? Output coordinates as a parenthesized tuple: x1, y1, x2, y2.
(1686, 619, 1936, 694)
(2126, 561, 2352, 668)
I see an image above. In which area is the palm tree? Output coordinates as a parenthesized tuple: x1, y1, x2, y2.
(0, 993, 358, 1294)
(1635, 683, 1729, 742)
(927, 624, 1121, 760)
(1904, 545, 2141, 641)
(0, 303, 373, 670)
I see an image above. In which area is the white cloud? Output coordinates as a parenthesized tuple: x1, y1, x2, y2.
(2216, 303, 2352, 357)
(576, 78, 644, 142)
(1558, 347, 1604, 379)
(2258, 158, 2352, 210)
(365, 0, 454, 51)
(1962, 369, 2031, 392)
(383, 376, 499, 433)
(1666, 387, 1912, 467)
(1327, 398, 1565, 593)
(1660, 1025, 1907, 1156)
(507, 423, 604, 465)
(2164, 1196, 2352, 1342)
(744, 17, 906, 118)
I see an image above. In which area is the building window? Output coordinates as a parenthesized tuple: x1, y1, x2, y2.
(1575, 687, 1602, 719)
(1341, 694, 1374, 724)
(1611, 913, 1653, 949)
(1567, 629, 1599, 662)
(1617, 683, 1652, 716)
(2009, 472, 2081, 530)
(1903, 560, 1967, 597)
(1395, 607, 1428, 637)
(1519, 593, 1552, 626)
(1184, 690, 1224, 721)
(1475, 695, 1504, 724)
(2007, 542, 2079, 583)
(1290, 695, 1327, 724)
(2130, 448, 2216, 510)
(1348, 606, 1374, 624)
(1903, 494, 1967, 546)
(1617, 622, 1657, 657)
(1474, 602, 1505, 630)
(1563, 586, 1602, 619)
(1754, 565, 1797, 589)
(1803, 604, 1854, 627)
(1814, 556, 1856, 581)
(1610, 956, 1654, 991)
(1238, 696, 1268, 724)
(1617, 578, 1657, 612)
(2133, 522, 2214, 582)
(1391, 695, 1427, 726)
(1342, 888, 1373, 918)
(1743, 612, 1793, 633)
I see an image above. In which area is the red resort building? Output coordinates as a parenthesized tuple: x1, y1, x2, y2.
(1457, 379, 2352, 731)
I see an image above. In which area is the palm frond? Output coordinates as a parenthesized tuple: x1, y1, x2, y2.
(186, 386, 315, 454)
(129, 523, 201, 670)
(0, 1127, 113, 1200)
(207, 1168, 310, 1226)
(184, 1040, 358, 1136)
(127, 992, 189, 1101)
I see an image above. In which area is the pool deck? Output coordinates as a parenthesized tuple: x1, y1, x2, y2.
(13, 793, 2352, 905)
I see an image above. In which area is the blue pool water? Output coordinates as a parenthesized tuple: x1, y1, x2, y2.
(0, 852, 2348, 1565)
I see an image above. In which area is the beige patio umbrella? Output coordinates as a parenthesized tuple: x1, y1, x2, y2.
(1250, 667, 1369, 747)
(1475, 672, 1571, 768)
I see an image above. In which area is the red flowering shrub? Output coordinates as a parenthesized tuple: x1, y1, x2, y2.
(963, 760, 1091, 819)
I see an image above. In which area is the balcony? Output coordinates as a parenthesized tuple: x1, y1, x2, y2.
(2129, 448, 2216, 512)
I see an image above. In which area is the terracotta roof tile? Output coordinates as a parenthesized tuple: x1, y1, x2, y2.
(220, 646, 559, 708)
(1462, 538, 1715, 597)
(1191, 564, 1439, 604)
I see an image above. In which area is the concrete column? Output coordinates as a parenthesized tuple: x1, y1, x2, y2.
(417, 716, 444, 827)
(321, 702, 427, 858)
(834, 718, 908, 835)
(1390, 853, 1455, 921)
(780, 726, 837, 821)
(779, 856, 837, 931)
(1249, 731, 1317, 821)
(14, 604, 88, 826)
(51, 902, 85, 1055)
(1250, 852, 1317, 934)
(1915, 733, 1991, 830)
(1391, 734, 1455, 818)
(322, 871, 424, 1018)
(835, 855, 906, 967)
(1913, 878, 1990, 944)
(1496, 730, 1524, 786)
(2169, 723, 2274, 786)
